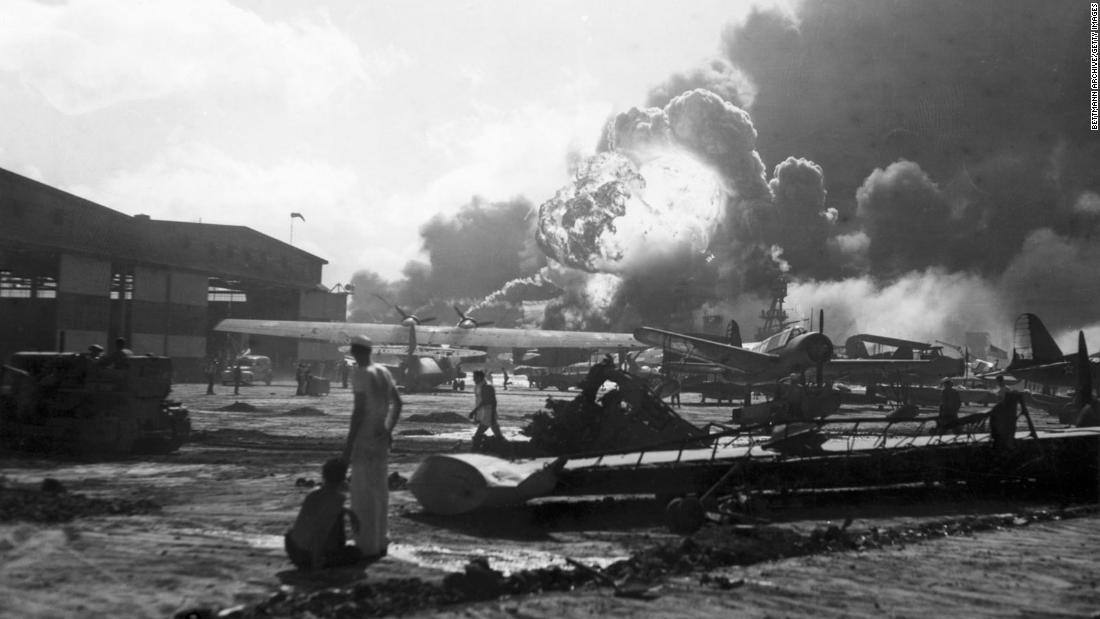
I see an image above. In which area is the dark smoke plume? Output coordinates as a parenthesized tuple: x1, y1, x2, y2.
(347, 197, 545, 327)
(647, 57, 757, 110)
(349, 0, 1099, 346)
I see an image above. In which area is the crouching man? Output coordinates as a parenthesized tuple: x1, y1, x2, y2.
(284, 457, 362, 572)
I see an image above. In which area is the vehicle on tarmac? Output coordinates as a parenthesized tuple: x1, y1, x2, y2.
(221, 355, 273, 386)
(0, 351, 191, 454)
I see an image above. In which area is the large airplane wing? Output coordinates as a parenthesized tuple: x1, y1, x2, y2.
(215, 318, 646, 351)
(633, 327, 775, 376)
(369, 344, 485, 359)
(847, 334, 936, 351)
(826, 357, 958, 379)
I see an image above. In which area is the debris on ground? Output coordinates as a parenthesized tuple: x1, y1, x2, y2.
(0, 481, 160, 523)
(387, 472, 408, 491)
(218, 504, 1097, 618)
(284, 407, 325, 416)
(522, 362, 704, 454)
(217, 402, 260, 412)
(404, 412, 471, 424)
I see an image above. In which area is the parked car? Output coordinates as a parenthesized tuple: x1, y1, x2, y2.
(221, 355, 273, 386)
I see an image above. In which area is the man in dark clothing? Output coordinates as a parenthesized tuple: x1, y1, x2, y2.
(470, 370, 506, 451)
(285, 458, 361, 572)
(295, 363, 307, 396)
(204, 358, 218, 395)
(339, 359, 351, 389)
(937, 378, 961, 430)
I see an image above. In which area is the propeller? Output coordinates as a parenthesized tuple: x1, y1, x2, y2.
(454, 305, 494, 328)
(373, 293, 436, 325)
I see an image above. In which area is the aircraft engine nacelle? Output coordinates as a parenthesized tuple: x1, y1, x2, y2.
(779, 332, 834, 374)
(404, 357, 444, 392)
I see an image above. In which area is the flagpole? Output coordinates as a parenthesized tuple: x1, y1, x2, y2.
(289, 212, 305, 245)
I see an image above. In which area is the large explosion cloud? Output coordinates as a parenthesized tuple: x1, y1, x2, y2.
(352, 0, 1099, 350)
(535, 148, 725, 275)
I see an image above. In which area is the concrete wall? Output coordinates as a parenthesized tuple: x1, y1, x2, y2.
(56, 254, 111, 353)
(129, 267, 207, 378)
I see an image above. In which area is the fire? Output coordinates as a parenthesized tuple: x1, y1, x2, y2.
(537, 147, 726, 276)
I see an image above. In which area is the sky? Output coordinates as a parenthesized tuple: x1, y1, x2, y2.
(0, 0, 787, 287)
(2, 0, 1097, 352)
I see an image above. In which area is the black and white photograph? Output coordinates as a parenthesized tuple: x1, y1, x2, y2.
(1, 1, 1099, 617)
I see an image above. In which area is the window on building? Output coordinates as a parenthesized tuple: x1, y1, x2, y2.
(109, 273, 133, 300)
(0, 270, 32, 298)
(208, 279, 247, 303)
(35, 276, 57, 298)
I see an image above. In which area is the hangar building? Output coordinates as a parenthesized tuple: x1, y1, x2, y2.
(0, 167, 347, 380)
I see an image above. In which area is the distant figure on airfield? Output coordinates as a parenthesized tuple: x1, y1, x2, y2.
(98, 337, 133, 368)
(204, 357, 219, 395)
(284, 457, 362, 572)
(470, 370, 506, 451)
(339, 359, 351, 389)
(296, 363, 308, 396)
(233, 360, 243, 396)
(342, 335, 402, 559)
(937, 378, 961, 429)
(994, 375, 1010, 401)
(501, 369, 511, 391)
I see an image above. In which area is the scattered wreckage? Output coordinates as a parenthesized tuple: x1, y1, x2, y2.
(409, 358, 1100, 532)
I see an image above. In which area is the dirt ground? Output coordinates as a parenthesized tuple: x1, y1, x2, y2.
(1, 380, 1098, 618)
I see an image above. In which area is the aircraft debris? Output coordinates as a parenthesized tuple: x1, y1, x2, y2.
(522, 361, 705, 455)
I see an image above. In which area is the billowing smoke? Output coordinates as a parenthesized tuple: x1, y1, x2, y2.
(785, 270, 1009, 346)
(647, 57, 757, 113)
(765, 156, 835, 278)
(347, 197, 545, 327)
(350, 0, 1098, 347)
(854, 160, 953, 277)
(579, 0, 1099, 343)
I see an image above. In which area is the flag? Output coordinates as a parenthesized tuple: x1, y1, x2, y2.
(290, 212, 305, 221)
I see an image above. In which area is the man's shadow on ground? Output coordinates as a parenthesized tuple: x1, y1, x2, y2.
(275, 555, 383, 589)
(403, 497, 667, 540)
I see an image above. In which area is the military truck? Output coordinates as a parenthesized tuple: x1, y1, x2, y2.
(0, 351, 191, 454)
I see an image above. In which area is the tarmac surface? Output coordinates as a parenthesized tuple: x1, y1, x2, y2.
(1, 378, 1098, 618)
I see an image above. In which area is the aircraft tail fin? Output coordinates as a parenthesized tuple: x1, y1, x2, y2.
(726, 320, 742, 348)
(845, 336, 870, 359)
(1075, 331, 1094, 409)
(1010, 313, 1063, 367)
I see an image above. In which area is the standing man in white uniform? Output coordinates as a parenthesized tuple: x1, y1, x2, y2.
(341, 335, 402, 558)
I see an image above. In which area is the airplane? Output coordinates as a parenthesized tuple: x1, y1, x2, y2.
(1000, 313, 1100, 391)
(842, 334, 965, 383)
(634, 314, 962, 422)
(634, 321, 836, 386)
(215, 317, 647, 392)
(934, 340, 1002, 377)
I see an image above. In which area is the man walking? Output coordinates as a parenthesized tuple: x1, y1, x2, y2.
(469, 370, 506, 451)
(342, 335, 402, 558)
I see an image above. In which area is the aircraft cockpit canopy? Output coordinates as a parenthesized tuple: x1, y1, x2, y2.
(757, 327, 806, 354)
